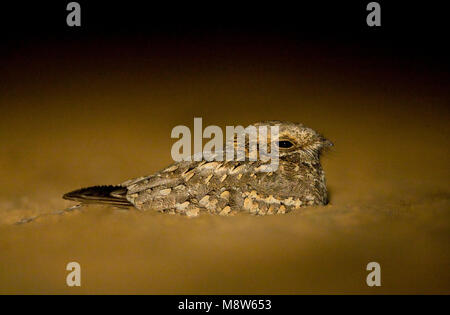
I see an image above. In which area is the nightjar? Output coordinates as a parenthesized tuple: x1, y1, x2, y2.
(63, 121, 333, 216)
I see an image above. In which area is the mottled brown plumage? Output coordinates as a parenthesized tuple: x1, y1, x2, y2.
(63, 121, 333, 216)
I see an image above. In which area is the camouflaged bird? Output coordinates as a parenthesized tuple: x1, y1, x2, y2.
(63, 121, 333, 216)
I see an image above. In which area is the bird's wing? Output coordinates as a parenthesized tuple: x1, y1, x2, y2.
(120, 158, 261, 212)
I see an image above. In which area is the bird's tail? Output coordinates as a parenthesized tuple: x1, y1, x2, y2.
(15, 185, 132, 225)
(63, 185, 132, 207)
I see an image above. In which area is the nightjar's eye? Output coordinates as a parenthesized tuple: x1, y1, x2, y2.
(277, 140, 294, 148)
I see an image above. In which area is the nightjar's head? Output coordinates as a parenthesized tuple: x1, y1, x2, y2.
(251, 121, 333, 163)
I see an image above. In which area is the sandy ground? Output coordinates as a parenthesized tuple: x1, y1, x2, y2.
(0, 45, 449, 294)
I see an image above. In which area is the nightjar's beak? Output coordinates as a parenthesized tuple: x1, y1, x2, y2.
(320, 137, 334, 149)
(324, 139, 334, 147)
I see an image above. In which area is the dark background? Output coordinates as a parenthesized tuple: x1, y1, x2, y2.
(1, 1, 448, 61)
(2, 1, 449, 102)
